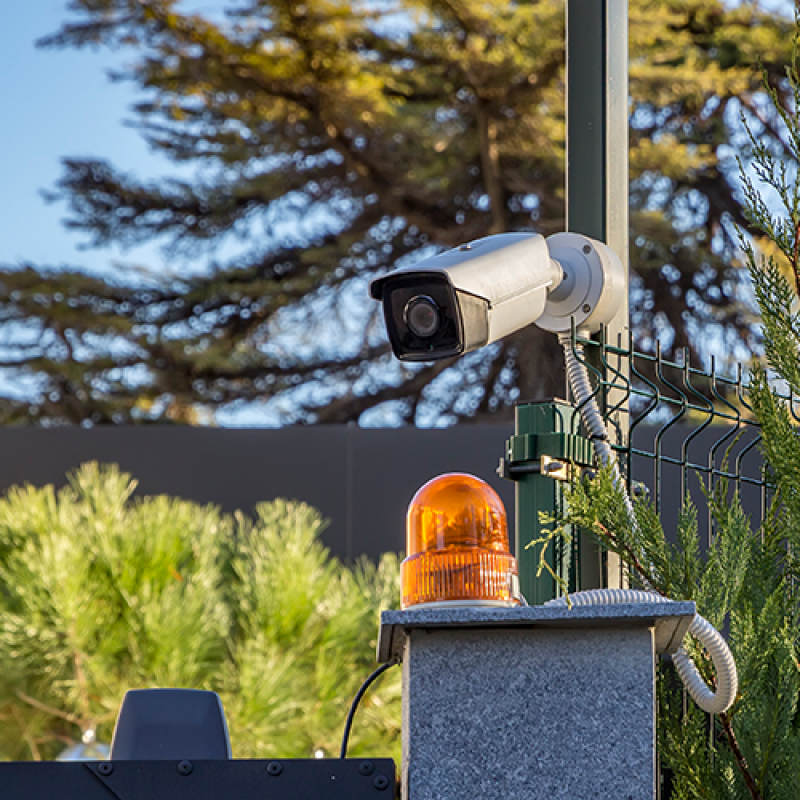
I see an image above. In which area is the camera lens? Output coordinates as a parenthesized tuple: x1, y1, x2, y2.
(404, 296, 441, 338)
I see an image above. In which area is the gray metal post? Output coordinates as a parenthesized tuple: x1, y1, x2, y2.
(566, 0, 629, 589)
(567, 0, 629, 265)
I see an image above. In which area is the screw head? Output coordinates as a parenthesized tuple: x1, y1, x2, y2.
(373, 775, 390, 791)
(98, 762, 113, 776)
(582, 244, 591, 254)
(267, 761, 283, 776)
(178, 760, 193, 776)
(582, 303, 592, 313)
(359, 761, 375, 776)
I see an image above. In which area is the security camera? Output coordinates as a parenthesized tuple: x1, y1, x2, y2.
(370, 233, 558, 361)
(369, 232, 624, 361)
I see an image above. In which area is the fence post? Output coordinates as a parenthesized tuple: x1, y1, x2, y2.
(502, 400, 594, 605)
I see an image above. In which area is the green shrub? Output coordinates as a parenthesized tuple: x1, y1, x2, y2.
(0, 462, 401, 761)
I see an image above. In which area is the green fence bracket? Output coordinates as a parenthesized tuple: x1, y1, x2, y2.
(500, 400, 595, 605)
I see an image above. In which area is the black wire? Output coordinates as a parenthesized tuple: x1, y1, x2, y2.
(339, 658, 400, 759)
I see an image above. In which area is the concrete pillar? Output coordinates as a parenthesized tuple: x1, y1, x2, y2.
(378, 603, 694, 800)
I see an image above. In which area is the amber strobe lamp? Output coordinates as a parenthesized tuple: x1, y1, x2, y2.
(401, 473, 521, 609)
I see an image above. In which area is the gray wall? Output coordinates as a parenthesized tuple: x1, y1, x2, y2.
(0, 423, 764, 561)
(0, 425, 515, 561)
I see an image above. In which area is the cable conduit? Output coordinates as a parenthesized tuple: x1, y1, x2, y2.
(556, 334, 738, 714)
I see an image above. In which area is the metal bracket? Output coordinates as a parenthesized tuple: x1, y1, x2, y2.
(498, 455, 576, 482)
(541, 455, 569, 481)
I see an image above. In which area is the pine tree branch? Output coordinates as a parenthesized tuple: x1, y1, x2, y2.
(719, 712, 763, 800)
(792, 217, 800, 299)
(72, 635, 92, 725)
(740, 96, 793, 162)
(137, 0, 457, 238)
(592, 520, 654, 588)
(14, 690, 81, 726)
(311, 360, 453, 424)
(11, 704, 42, 762)
(436, 0, 493, 38)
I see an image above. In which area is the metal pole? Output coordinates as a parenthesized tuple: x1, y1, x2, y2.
(566, 0, 629, 589)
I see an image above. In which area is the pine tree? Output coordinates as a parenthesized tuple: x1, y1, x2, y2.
(0, 463, 401, 762)
(551, 28, 800, 797)
(0, 1, 793, 425)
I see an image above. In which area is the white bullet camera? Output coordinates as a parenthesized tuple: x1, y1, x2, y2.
(370, 232, 625, 361)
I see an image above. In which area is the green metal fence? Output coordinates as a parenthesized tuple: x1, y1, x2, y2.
(509, 328, 776, 603)
(574, 329, 770, 536)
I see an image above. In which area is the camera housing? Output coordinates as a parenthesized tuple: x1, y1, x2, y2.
(370, 232, 624, 361)
(370, 233, 561, 362)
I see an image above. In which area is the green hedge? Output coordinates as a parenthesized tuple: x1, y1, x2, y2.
(0, 462, 401, 761)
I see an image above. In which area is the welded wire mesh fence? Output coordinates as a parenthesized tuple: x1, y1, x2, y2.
(565, 330, 777, 545)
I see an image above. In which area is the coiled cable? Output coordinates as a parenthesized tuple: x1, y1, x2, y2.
(544, 588, 738, 714)
(557, 333, 738, 714)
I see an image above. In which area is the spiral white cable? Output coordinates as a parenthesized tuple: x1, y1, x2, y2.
(557, 334, 738, 714)
(544, 589, 738, 714)
(559, 333, 635, 523)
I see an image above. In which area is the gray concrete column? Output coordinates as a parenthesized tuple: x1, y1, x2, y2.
(378, 603, 694, 800)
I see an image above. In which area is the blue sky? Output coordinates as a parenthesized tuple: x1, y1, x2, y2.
(0, 1, 175, 278)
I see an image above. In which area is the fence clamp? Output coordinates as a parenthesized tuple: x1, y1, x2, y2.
(541, 455, 570, 480)
(497, 455, 575, 482)
(498, 423, 595, 484)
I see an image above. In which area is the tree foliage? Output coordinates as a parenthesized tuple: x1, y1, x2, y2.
(0, 463, 401, 761)
(562, 469, 799, 799)
(0, 0, 794, 425)
(553, 33, 800, 799)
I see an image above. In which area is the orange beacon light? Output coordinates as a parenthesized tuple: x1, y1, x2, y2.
(401, 473, 521, 609)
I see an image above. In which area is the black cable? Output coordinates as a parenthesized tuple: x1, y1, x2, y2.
(339, 658, 400, 759)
